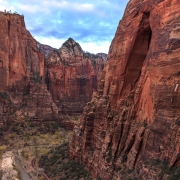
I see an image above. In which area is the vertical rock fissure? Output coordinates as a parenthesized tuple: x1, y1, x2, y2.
(114, 123, 124, 158)
(8, 20, 10, 36)
(123, 13, 152, 92)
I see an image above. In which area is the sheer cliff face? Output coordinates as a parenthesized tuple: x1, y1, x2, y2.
(0, 12, 57, 123)
(0, 12, 44, 91)
(70, 0, 180, 179)
(0, 12, 106, 124)
(45, 38, 106, 114)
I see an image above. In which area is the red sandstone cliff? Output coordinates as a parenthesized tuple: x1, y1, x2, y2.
(0, 11, 107, 129)
(45, 38, 106, 114)
(0, 11, 58, 125)
(37, 41, 57, 59)
(0, 12, 45, 91)
(70, 0, 180, 179)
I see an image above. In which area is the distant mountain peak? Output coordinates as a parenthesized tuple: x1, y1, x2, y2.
(62, 37, 79, 47)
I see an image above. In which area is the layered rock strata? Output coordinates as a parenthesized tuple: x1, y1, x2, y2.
(0, 11, 106, 129)
(45, 38, 106, 114)
(70, 0, 180, 179)
(0, 11, 58, 126)
(37, 42, 57, 59)
(0, 12, 44, 91)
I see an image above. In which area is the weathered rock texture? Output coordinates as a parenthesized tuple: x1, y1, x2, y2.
(70, 0, 180, 179)
(0, 11, 106, 129)
(1, 83, 58, 120)
(0, 11, 58, 126)
(37, 42, 57, 59)
(0, 12, 45, 91)
(45, 38, 106, 114)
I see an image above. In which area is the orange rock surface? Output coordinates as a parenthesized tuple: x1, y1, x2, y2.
(45, 38, 106, 114)
(70, 0, 180, 179)
(0, 12, 57, 123)
(0, 12, 106, 127)
(0, 12, 44, 91)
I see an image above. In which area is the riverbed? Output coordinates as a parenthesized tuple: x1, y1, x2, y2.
(15, 158, 31, 180)
(1, 151, 31, 180)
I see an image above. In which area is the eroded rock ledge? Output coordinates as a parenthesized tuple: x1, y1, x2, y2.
(69, 0, 180, 179)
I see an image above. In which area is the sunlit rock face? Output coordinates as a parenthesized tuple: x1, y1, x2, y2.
(69, 0, 180, 179)
(45, 38, 107, 114)
(0, 11, 107, 127)
(0, 12, 44, 91)
(0, 11, 57, 124)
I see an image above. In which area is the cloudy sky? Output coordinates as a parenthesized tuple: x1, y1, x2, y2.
(0, 0, 129, 54)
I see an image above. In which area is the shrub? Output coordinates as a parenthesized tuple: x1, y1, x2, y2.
(175, 119, 180, 126)
(106, 156, 111, 163)
(0, 91, 8, 99)
(38, 143, 92, 179)
(0, 170, 2, 179)
(0, 145, 6, 157)
(121, 154, 127, 163)
(100, 131, 106, 138)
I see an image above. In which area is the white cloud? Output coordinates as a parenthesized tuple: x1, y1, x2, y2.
(18, 4, 38, 13)
(0, 0, 15, 12)
(0, 0, 129, 54)
(74, 3, 94, 12)
(17, 4, 49, 14)
(42, 1, 95, 13)
(81, 41, 110, 54)
(35, 36, 110, 54)
(35, 36, 65, 49)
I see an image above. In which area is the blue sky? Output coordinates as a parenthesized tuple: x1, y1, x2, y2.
(0, 0, 129, 54)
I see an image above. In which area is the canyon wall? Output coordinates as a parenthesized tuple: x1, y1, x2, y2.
(70, 0, 180, 179)
(0, 11, 106, 129)
(45, 38, 106, 114)
(0, 11, 58, 125)
(0, 12, 44, 91)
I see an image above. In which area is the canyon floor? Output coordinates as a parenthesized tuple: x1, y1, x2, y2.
(0, 116, 91, 180)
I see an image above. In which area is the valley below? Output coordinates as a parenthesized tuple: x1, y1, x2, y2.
(0, 118, 92, 180)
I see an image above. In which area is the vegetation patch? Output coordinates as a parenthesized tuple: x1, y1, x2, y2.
(100, 131, 106, 138)
(30, 72, 42, 83)
(121, 154, 127, 163)
(0, 91, 8, 99)
(39, 143, 92, 180)
(105, 148, 112, 163)
(0, 145, 6, 158)
(0, 170, 3, 179)
(140, 159, 180, 180)
(0, 91, 11, 103)
(175, 119, 180, 126)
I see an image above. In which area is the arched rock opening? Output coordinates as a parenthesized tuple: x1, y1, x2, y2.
(123, 13, 152, 92)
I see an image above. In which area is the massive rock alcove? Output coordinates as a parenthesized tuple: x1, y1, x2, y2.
(123, 12, 152, 93)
